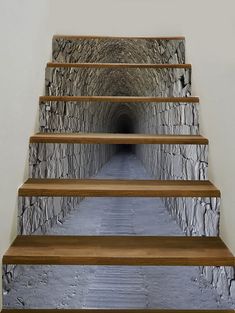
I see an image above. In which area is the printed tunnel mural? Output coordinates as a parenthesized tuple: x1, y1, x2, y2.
(2, 36, 235, 310)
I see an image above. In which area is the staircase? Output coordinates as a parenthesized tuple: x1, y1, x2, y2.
(2, 35, 235, 311)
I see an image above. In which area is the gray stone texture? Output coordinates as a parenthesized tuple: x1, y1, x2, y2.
(45, 66, 191, 97)
(163, 197, 220, 236)
(39, 100, 199, 135)
(3, 35, 235, 307)
(4, 264, 233, 309)
(136, 144, 208, 180)
(200, 266, 235, 302)
(18, 196, 82, 235)
(2, 265, 20, 295)
(29, 143, 207, 180)
(3, 153, 233, 309)
(52, 37, 185, 64)
(29, 143, 115, 179)
(136, 144, 235, 300)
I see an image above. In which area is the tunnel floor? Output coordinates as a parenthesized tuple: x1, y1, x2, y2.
(4, 152, 233, 309)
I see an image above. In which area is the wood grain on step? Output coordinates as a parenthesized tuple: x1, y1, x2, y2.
(18, 179, 220, 197)
(29, 133, 208, 145)
(39, 96, 199, 103)
(47, 62, 191, 69)
(3, 236, 234, 266)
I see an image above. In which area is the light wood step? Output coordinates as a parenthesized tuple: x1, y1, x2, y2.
(29, 133, 208, 144)
(3, 236, 234, 266)
(47, 62, 191, 69)
(39, 95, 199, 103)
(18, 179, 220, 197)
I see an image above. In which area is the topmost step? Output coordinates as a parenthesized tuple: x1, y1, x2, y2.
(52, 35, 185, 64)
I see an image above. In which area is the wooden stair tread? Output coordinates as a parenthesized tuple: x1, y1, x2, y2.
(53, 35, 185, 40)
(47, 62, 191, 69)
(40, 96, 199, 103)
(30, 133, 208, 144)
(3, 236, 234, 266)
(18, 179, 220, 197)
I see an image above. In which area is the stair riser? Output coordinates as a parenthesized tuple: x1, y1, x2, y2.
(18, 196, 83, 235)
(18, 196, 219, 236)
(3, 264, 235, 308)
(136, 144, 208, 180)
(52, 37, 185, 64)
(29, 143, 116, 179)
(29, 143, 207, 180)
(5, 267, 234, 309)
(45, 67, 191, 97)
(4, 32, 233, 310)
(39, 100, 199, 135)
(200, 266, 235, 300)
(164, 196, 220, 237)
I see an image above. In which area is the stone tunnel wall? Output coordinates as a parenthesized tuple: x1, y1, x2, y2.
(18, 97, 202, 238)
(52, 37, 185, 64)
(137, 144, 235, 301)
(45, 66, 191, 98)
(7, 36, 234, 301)
(18, 196, 83, 235)
(136, 144, 208, 180)
(199, 266, 235, 302)
(39, 100, 199, 135)
(28, 142, 208, 181)
(29, 143, 115, 179)
(20, 98, 205, 239)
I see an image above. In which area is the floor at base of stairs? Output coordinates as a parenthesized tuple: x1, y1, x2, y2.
(3, 152, 234, 309)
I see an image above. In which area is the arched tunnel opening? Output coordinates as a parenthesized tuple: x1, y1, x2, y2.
(7, 36, 222, 311)
(114, 113, 135, 153)
(115, 114, 134, 134)
(45, 39, 190, 181)
(76, 42, 166, 164)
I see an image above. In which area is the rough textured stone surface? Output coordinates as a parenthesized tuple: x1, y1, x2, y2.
(39, 100, 199, 135)
(163, 197, 220, 236)
(29, 143, 207, 180)
(2, 265, 23, 295)
(29, 143, 115, 179)
(137, 144, 235, 301)
(45, 66, 191, 97)
(52, 37, 185, 64)
(4, 35, 234, 307)
(18, 196, 83, 235)
(4, 153, 233, 309)
(136, 144, 208, 180)
(200, 266, 235, 302)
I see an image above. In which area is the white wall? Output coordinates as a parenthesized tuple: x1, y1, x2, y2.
(0, 0, 235, 308)
(0, 0, 53, 307)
